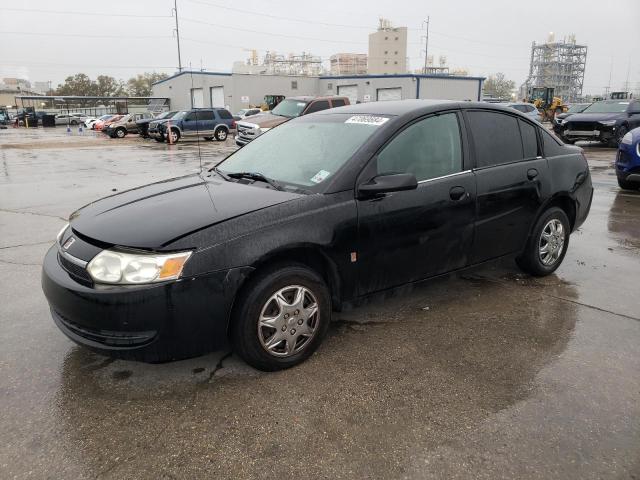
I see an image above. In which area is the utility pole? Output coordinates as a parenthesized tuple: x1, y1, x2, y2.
(173, 0, 183, 72)
(422, 17, 430, 74)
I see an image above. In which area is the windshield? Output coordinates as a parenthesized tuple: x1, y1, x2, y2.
(272, 99, 308, 118)
(568, 104, 590, 113)
(99, 115, 112, 120)
(583, 101, 629, 113)
(217, 114, 387, 189)
(236, 109, 249, 116)
(171, 111, 188, 120)
(157, 111, 177, 119)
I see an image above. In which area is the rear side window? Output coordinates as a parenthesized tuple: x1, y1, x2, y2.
(542, 130, 567, 157)
(377, 112, 462, 182)
(217, 109, 233, 119)
(519, 119, 539, 158)
(332, 99, 346, 107)
(467, 111, 523, 167)
(305, 100, 331, 114)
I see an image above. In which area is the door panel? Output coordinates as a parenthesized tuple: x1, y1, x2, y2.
(357, 173, 476, 294)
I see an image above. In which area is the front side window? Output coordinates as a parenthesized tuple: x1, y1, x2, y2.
(218, 114, 383, 189)
(467, 111, 523, 167)
(305, 100, 331, 114)
(377, 113, 462, 182)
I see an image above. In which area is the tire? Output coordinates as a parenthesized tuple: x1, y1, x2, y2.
(70, 120, 78, 126)
(115, 127, 126, 138)
(617, 177, 639, 191)
(516, 207, 570, 277)
(214, 127, 228, 141)
(231, 263, 331, 371)
(608, 125, 628, 147)
(167, 128, 180, 143)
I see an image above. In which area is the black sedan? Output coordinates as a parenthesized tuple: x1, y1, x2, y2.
(42, 101, 593, 371)
(560, 99, 640, 146)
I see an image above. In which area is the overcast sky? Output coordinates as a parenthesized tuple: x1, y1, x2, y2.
(1, 0, 638, 95)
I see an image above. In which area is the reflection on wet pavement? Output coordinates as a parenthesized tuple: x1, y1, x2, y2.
(0, 130, 638, 479)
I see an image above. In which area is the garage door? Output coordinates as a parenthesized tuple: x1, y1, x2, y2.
(191, 88, 204, 108)
(377, 87, 402, 101)
(210, 86, 224, 108)
(337, 84, 358, 105)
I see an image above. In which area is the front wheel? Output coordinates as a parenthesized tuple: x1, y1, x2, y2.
(214, 127, 228, 141)
(231, 264, 331, 371)
(115, 127, 126, 138)
(516, 207, 570, 276)
(167, 128, 180, 143)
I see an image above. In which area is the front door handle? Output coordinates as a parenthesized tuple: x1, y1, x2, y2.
(527, 168, 539, 180)
(449, 186, 466, 201)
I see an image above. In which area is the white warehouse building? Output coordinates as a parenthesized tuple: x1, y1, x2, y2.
(152, 71, 485, 112)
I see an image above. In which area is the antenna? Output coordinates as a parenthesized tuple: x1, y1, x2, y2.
(189, 68, 203, 173)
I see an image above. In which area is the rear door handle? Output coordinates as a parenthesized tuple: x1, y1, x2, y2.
(527, 168, 539, 180)
(449, 186, 466, 201)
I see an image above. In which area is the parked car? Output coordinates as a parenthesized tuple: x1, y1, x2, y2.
(94, 115, 123, 131)
(561, 99, 640, 146)
(103, 113, 151, 138)
(233, 108, 262, 121)
(136, 111, 177, 138)
(235, 96, 350, 146)
(616, 127, 640, 190)
(85, 115, 111, 129)
(552, 103, 591, 134)
(42, 100, 592, 370)
(148, 111, 184, 142)
(155, 108, 235, 143)
(502, 102, 543, 122)
(54, 113, 87, 126)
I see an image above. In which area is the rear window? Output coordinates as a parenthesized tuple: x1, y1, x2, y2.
(467, 111, 523, 167)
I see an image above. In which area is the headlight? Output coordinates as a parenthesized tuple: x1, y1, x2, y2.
(259, 127, 271, 133)
(56, 223, 69, 243)
(87, 249, 192, 284)
(621, 132, 633, 145)
(599, 120, 617, 126)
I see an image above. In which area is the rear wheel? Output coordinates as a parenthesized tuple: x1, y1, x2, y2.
(516, 207, 570, 276)
(214, 127, 228, 141)
(231, 263, 331, 371)
(617, 177, 639, 191)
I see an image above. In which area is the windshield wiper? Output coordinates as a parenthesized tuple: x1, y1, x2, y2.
(213, 166, 230, 181)
(227, 172, 284, 191)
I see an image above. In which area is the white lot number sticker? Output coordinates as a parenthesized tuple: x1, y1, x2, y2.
(311, 170, 331, 184)
(345, 115, 389, 126)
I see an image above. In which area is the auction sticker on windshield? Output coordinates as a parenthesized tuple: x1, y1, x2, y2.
(310, 170, 331, 183)
(345, 115, 389, 126)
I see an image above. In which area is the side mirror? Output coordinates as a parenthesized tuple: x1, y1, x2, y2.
(358, 173, 418, 198)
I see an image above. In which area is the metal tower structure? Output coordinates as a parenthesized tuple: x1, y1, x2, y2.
(526, 34, 587, 102)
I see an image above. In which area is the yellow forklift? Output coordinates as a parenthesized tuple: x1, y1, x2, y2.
(253, 95, 285, 111)
(527, 87, 567, 122)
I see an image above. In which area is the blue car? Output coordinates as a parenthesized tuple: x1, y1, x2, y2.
(156, 108, 235, 143)
(616, 126, 640, 190)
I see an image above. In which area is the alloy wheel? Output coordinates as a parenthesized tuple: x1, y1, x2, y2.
(257, 285, 320, 357)
(539, 219, 565, 266)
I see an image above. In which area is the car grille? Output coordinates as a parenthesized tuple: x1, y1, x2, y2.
(566, 121, 598, 131)
(54, 310, 156, 347)
(237, 123, 260, 142)
(58, 252, 93, 285)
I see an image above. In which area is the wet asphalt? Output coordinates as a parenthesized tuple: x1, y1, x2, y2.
(0, 127, 639, 479)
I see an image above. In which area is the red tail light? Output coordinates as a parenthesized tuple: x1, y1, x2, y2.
(231, 120, 236, 129)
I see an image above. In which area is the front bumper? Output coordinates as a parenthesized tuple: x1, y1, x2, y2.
(563, 124, 617, 142)
(616, 142, 640, 181)
(42, 245, 253, 362)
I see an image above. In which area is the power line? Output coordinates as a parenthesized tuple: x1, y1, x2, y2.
(0, 31, 172, 40)
(2, 7, 172, 18)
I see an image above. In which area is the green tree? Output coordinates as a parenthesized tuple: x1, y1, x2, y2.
(483, 72, 516, 100)
(95, 75, 126, 96)
(54, 73, 96, 96)
(126, 72, 169, 97)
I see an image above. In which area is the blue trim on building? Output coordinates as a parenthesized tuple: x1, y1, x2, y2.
(153, 70, 233, 86)
(319, 73, 486, 81)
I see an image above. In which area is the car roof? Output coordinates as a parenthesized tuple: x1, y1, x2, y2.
(286, 95, 347, 102)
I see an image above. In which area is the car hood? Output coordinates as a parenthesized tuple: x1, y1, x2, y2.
(566, 112, 623, 122)
(240, 112, 289, 128)
(69, 174, 302, 249)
